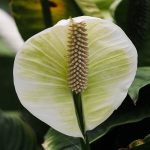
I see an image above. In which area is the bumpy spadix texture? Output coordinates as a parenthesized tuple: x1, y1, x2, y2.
(14, 16, 137, 138)
(68, 20, 88, 93)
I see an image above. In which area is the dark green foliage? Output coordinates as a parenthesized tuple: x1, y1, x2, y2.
(0, 110, 40, 150)
(91, 118, 150, 150)
(128, 67, 150, 103)
(115, 0, 150, 66)
(45, 128, 81, 150)
(21, 108, 49, 144)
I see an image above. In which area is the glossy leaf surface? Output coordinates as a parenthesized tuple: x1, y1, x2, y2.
(0, 111, 39, 150)
(128, 67, 150, 103)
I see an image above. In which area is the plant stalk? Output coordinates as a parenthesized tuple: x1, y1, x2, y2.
(72, 92, 91, 150)
(40, 0, 52, 28)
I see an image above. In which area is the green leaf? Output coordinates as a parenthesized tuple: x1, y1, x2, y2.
(128, 67, 150, 103)
(44, 128, 81, 150)
(21, 108, 49, 145)
(94, 0, 115, 9)
(0, 110, 40, 150)
(10, 0, 82, 40)
(13, 16, 137, 138)
(114, 0, 150, 66)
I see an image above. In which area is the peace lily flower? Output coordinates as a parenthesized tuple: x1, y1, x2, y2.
(13, 16, 137, 138)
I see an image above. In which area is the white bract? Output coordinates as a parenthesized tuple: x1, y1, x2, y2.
(13, 16, 137, 137)
(0, 9, 24, 52)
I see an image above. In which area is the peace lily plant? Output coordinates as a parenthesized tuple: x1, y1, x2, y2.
(13, 16, 137, 149)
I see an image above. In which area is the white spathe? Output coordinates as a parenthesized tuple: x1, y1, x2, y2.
(13, 16, 137, 137)
(0, 9, 24, 52)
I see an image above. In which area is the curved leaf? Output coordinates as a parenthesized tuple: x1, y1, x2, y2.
(10, 0, 82, 40)
(14, 16, 137, 137)
(0, 110, 39, 150)
(43, 128, 81, 150)
(128, 67, 150, 103)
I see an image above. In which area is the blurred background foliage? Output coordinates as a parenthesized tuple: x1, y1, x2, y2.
(0, 0, 150, 150)
(0, 0, 13, 56)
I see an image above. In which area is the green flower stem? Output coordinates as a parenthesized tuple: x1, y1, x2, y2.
(72, 92, 91, 150)
(40, 0, 52, 28)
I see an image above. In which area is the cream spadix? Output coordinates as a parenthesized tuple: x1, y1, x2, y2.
(68, 19, 88, 93)
(13, 16, 137, 138)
